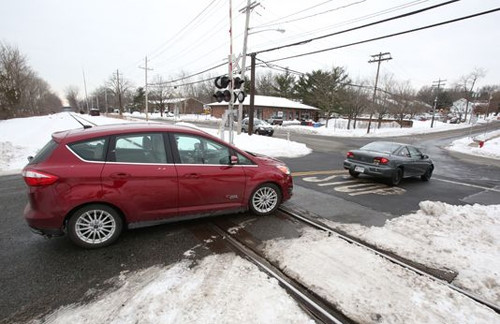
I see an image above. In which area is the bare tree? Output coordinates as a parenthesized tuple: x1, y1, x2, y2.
(458, 67, 486, 122)
(391, 80, 416, 127)
(107, 72, 133, 115)
(344, 80, 370, 129)
(375, 73, 395, 128)
(65, 86, 80, 111)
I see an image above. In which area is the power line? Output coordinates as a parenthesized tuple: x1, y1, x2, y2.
(259, 7, 500, 63)
(254, 0, 459, 55)
(255, 0, 366, 29)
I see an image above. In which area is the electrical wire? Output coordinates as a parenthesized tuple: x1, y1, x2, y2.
(259, 7, 500, 63)
(254, 0, 459, 55)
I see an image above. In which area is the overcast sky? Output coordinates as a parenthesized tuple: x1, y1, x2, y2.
(1, 0, 499, 103)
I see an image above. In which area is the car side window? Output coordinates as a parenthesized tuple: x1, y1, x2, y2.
(68, 138, 107, 161)
(407, 146, 422, 158)
(398, 147, 411, 157)
(114, 133, 167, 164)
(174, 134, 233, 165)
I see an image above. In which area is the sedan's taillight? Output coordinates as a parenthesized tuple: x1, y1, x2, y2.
(22, 170, 59, 187)
(346, 152, 354, 158)
(373, 157, 389, 165)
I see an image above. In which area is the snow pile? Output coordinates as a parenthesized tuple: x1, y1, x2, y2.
(448, 129, 500, 160)
(263, 227, 499, 323)
(326, 201, 500, 304)
(33, 254, 313, 324)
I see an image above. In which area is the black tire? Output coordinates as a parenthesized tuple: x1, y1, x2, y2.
(421, 166, 433, 181)
(67, 204, 123, 249)
(389, 168, 403, 186)
(349, 169, 360, 178)
(249, 183, 281, 216)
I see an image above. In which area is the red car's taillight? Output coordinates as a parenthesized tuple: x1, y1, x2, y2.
(373, 157, 389, 165)
(346, 152, 354, 158)
(22, 170, 59, 187)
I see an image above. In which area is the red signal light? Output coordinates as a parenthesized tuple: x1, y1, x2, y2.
(346, 152, 354, 158)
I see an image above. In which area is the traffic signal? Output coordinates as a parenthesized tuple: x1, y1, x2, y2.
(213, 75, 246, 103)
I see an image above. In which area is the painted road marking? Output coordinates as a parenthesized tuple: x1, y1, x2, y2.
(434, 178, 500, 193)
(295, 170, 500, 196)
(299, 172, 406, 196)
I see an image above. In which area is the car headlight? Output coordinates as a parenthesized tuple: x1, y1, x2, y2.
(276, 165, 291, 175)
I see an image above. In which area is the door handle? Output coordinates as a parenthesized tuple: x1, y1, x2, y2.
(184, 173, 200, 179)
(110, 172, 131, 179)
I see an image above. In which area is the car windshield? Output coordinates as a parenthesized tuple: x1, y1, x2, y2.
(255, 119, 270, 126)
(360, 142, 401, 154)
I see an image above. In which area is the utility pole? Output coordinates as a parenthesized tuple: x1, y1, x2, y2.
(237, 0, 260, 134)
(431, 78, 446, 128)
(227, 0, 235, 144)
(82, 68, 90, 114)
(117, 69, 123, 116)
(367, 52, 392, 134)
(104, 88, 108, 116)
(139, 56, 153, 121)
(248, 53, 256, 135)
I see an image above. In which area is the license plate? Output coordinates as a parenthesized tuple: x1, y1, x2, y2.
(354, 166, 365, 173)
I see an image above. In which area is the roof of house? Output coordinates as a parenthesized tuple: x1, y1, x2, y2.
(208, 95, 319, 111)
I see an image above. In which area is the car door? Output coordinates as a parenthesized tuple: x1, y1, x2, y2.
(171, 132, 247, 215)
(100, 132, 178, 223)
(408, 146, 429, 175)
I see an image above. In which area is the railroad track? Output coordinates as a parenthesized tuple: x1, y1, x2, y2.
(68, 112, 97, 127)
(209, 207, 500, 323)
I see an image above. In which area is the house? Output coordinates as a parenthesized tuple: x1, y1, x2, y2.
(150, 98, 205, 115)
(207, 95, 320, 121)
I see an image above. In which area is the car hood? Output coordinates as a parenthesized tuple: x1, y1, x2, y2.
(247, 152, 285, 166)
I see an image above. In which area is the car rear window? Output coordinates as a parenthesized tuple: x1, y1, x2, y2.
(28, 139, 58, 164)
(68, 138, 107, 161)
(361, 142, 402, 154)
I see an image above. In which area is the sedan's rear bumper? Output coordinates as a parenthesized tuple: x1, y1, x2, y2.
(343, 160, 394, 178)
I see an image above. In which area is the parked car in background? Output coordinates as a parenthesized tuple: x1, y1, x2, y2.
(89, 108, 100, 116)
(241, 118, 274, 136)
(267, 116, 283, 125)
(22, 123, 292, 248)
(343, 141, 434, 186)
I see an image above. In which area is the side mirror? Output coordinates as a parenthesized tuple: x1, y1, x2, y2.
(422, 154, 428, 159)
(230, 155, 239, 165)
(27, 156, 34, 163)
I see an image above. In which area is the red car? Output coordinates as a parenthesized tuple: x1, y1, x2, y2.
(22, 123, 293, 248)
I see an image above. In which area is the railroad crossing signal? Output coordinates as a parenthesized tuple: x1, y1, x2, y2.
(213, 75, 246, 103)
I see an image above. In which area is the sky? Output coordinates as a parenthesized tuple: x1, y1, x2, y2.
(1, 0, 499, 104)
(2, 113, 499, 322)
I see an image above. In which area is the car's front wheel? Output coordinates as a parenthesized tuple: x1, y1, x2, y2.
(249, 183, 281, 216)
(67, 204, 123, 248)
(421, 166, 433, 181)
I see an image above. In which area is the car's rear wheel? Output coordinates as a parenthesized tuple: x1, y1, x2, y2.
(421, 166, 433, 181)
(349, 169, 360, 178)
(249, 183, 281, 216)
(68, 204, 122, 248)
(389, 168, 403, 186)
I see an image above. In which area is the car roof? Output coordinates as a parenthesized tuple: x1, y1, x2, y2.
(52, 123, 210, 143)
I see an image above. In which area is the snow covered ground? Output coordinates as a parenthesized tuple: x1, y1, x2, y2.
(1, 113, 499, 322)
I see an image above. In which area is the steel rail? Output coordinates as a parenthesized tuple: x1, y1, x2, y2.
(211, 223, 351, 324)
(279, 206, 500, 315)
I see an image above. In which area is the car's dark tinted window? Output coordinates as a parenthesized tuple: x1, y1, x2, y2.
(114, 133, 167, 164)
(407, 146, 423, 158)
(361, 142, 401, 154)
(29, 139, 58, 164)
(69, 138, 107, 161)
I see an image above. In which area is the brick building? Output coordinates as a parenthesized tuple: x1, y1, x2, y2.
(207, 95, 320, 121)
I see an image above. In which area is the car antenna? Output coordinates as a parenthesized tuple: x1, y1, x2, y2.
(69, 113, 92, 129)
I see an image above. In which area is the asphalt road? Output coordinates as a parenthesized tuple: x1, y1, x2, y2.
(1, 120, 499, 322)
